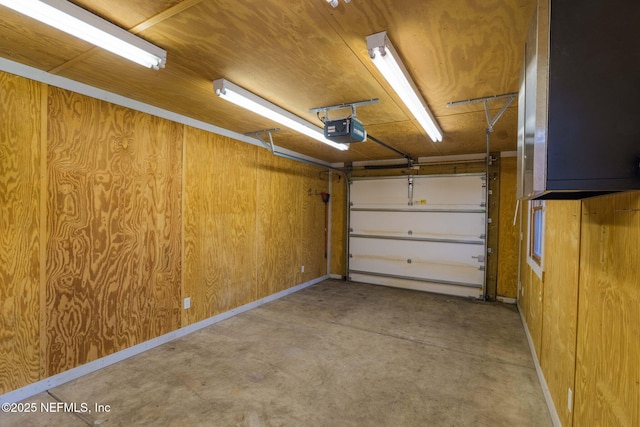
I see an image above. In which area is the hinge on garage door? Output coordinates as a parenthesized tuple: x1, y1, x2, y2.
(481, 202, 486, 207)
(479, 266, 485, 271)
(472, 255, 485, 262)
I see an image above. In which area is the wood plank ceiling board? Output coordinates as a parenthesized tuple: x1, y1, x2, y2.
(141, 0, 411, 159)
(437, 107, 518, 155)
(321, 0, 534, 151)
(0, 8, 91, 70)
(352, 129, 437, 162)
(46, 0, 191, 74)
(69, 0, 186, 30)
(0, 0, 535, 163)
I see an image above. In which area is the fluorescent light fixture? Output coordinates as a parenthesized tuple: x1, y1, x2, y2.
(0, 0, 166, 69)
(366, 31, 443, 142)
(214, 79, 349, 151)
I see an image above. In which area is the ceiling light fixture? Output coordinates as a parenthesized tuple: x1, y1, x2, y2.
(366, 31, 443, 142)
(214, 79, 349, 151)
(0, 0, 166, 69)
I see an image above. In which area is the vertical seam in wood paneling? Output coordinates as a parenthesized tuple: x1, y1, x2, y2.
(180, 125, 187, 327)
(39, 82, 48, 380)
(254, 150, 259, 302)
(252, 147, 256, 300)
(569, 202, 584, 427)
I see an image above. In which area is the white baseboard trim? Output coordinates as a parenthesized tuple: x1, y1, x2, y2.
(497, 296, 517, 304)
(1, 275, 328, 404)
(329, 274, 344, 280)
(517, 303, 562, 427)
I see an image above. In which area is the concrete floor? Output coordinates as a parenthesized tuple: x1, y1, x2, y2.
(2, 280, 552, 426)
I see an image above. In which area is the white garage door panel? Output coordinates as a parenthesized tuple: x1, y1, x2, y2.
(350, 175, 485, 210)
(350, 210, 485, 242)
(412, 175, 485, 207)
(348, 273, 482, 298)
(350, 178, 411, 207)
(348, 173, 487, 298)
(349, 237, 484, 286)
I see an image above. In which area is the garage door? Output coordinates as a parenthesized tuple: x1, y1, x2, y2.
(348, 174, 486, 298)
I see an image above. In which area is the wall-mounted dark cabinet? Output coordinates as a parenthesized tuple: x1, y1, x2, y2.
(517, 0, 640, 199)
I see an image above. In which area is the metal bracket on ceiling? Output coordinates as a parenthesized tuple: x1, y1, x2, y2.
(309, 98, 379, 122)
(244, 127, 345, 174)
(446, 92, 516, 302)
(447, 93, 517, 133)
(245, 128, 281, 153)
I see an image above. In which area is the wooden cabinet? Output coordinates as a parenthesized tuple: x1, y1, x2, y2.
(517, 0, 640, 199)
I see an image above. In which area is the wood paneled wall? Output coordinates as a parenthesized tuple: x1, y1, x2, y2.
(519, 193, 640, 426)
(330, 172, 346, 277)
(1, 70, 331, 394)
(183, 130, 329, 326)
(540, 200, 581, 427)
(575, 192, 639, 426)
(45, 87, 183, 376)
(497, 157, 519, 299)
(520, 258, 544, 356)
(298, 163, 329, 282)
(255, 153, 328, 298)
(0, 73, 42, 393)
(183, 127, 258, 324)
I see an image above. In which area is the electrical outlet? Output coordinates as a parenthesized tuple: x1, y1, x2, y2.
(183, 297, 191, 310)
(301, 265, 305, 273)
(568, 388, 573, 412)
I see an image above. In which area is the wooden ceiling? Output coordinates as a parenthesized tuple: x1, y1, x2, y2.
(0, 0, 535, 164)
